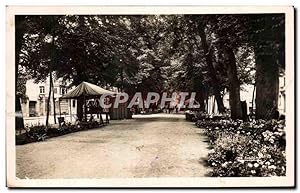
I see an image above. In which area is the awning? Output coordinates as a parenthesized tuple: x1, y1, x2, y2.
(60, 81, 116, 99)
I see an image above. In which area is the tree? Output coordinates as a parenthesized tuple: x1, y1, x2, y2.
(194, 17, 226, 113)
(17, 15, 64, 125)
(223, 45, 243, 119)
(45, 73, 53, 126)
(206, 15, 249, 119)
(248, 14, 285, 119)
(17, 14, 283, 121)
(162, 15, 214, 112)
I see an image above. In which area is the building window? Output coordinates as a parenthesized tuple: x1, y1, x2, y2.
(39, 86, 45, 94)
(60, 87, 67, 95)
(54, 88, 58, 94)
(72, 100, 76, 107)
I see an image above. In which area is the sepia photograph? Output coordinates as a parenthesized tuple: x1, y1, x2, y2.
(6, 6, 295, 188)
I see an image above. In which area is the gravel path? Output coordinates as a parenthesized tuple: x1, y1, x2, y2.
(16, 113, 210, 179)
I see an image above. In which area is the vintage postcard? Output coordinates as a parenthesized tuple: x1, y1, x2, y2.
(6, 6, 295, 188)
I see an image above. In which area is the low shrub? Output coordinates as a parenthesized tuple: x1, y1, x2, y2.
(186, 111, 230, 122)
(16, 121, 104, 145)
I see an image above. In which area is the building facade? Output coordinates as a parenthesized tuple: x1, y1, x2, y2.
(21, 76, 77, 118)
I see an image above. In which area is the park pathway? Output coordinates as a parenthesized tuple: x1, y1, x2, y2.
(16, 113, 210, 179)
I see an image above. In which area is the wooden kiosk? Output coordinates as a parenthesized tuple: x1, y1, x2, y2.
(58, 81, 115, 125)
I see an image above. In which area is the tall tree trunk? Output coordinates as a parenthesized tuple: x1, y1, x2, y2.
(49, 34, 57, 124)
(224, 46, 243, 119)
(212, 97, 216, 114)
(251, 84, 256, 109)
(255, 54, 279, 119)
(15, 16, 26, 130)
(197, 23, 225, 113)
(198, 92, 206, 112)
(249, 15, 282, 120)
(16, 95, 24, 132)
(51, 72, 57, 124)
(206, 90, 209, 112)
(46, 73, 52, 126)
(194, 83, 206, 112)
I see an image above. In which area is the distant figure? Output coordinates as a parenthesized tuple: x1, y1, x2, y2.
(89, 115, 94, 122)
(169, 105, 173, 114)
(166, 104, 170, 114)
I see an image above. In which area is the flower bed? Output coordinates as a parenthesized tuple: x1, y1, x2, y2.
(196, 119, 286, 177)
(16, 121, 105, 145)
